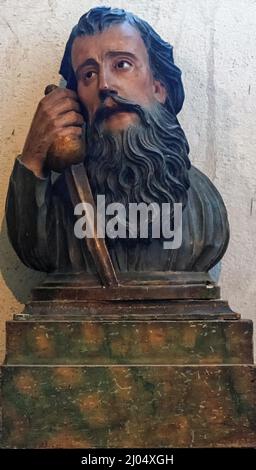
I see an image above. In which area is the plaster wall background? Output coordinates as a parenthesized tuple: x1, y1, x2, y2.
(0, 0, 256, 360)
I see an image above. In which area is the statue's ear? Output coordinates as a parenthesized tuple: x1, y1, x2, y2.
(153, 80, 167, 104)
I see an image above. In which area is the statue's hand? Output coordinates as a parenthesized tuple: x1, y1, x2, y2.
(20, 87, 84, 177)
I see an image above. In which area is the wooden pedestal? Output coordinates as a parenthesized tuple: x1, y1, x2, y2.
(2, 312, 256, 447)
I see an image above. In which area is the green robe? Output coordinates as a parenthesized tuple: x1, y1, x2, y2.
(5, 158, 229, 274)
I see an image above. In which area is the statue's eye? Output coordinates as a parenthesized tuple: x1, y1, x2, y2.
(84, 70, 97, 81)
(115, 60, 132, 70)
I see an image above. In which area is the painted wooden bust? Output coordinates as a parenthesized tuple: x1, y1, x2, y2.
(6, 7, 229, 280)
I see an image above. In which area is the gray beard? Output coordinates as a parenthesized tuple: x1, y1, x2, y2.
(86, 102, 191, 215)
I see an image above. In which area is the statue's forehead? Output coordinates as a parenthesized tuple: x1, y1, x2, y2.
(71, 22, 149, 71)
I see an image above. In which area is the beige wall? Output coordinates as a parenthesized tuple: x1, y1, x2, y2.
(1, 0, 256, 361)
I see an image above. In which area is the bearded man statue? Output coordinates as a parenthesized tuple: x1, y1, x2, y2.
(5, 6, 229, 277)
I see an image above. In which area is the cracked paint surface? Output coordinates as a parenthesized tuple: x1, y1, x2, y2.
(2, 317, 256, 447)
(2, 364, 256, 448)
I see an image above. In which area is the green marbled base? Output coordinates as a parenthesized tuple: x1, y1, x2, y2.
(1, 318, 256, 447)
(5, 319, 254, 365)
(2, 364, 256, 448)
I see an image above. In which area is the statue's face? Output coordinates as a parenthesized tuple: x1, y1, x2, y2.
(71, 22, 167, 132)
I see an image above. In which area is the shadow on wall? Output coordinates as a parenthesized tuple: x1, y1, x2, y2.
(0, 216, 46, 305)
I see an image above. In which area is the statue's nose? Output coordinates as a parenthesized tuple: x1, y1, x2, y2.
(98, 65, 118, 100)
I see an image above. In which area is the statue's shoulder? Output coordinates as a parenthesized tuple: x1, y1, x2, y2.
(180, 164, 230, 271)
(188, 165, 228, 215)
(189, 165, 221, 197)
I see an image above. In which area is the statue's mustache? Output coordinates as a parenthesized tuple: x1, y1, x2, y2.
(92, 92, 150, 127)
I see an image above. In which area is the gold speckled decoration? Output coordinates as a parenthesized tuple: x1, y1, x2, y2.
(2, 317, 256, 448)
(2, 364, 256, 448)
